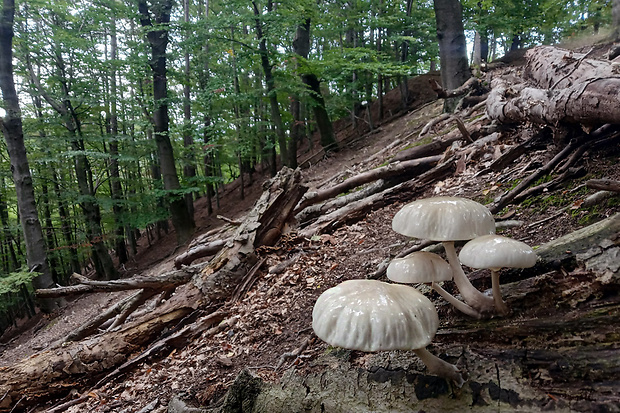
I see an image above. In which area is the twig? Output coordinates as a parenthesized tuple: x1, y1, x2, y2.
(527, 207, 569, 228)
(275, 338, 311, 371)
(217, 215, 242, 225)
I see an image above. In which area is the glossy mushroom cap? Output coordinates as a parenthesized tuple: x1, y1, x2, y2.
(392, 197, 495, 241)
(387, 252, 453, 284)
(459, 234, 537, 270)
(312, 279, 438, 352)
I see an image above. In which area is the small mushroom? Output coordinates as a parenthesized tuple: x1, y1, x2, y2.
(387, 252, 481, 319)
(392, 196, 496, 316)
(459, 234, 537, 315)
(312, 279, 464, 387)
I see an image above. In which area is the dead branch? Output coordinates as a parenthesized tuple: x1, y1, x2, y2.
(393, 118, 486, 163)
(108, 289, 163, 330)
(53, 290, 157, 347)
(36, 269, 197, 298)
(513, 167, 586, 204)
(217, 215, 242, 225)
(296, 180, 389, 225)
(482, 127, 551, 174)
(489, 138, 585, 214)
(295, 155, 441, 213)
(586, 179, 620, 193)
(583, 191, 616, 207)
(93, 310, 228, 389)
(429, 77, 480, 98)
(420, 113, 450, 137)
(452, 115, 473, 143)
(300, 158, 455, 237)
(275, 338, 311, 371)
(174, 239, 227, 269)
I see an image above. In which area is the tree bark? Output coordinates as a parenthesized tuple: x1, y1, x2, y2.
(433, 0, 471, 91)
(0, 0, 58, 311)
(296, 155, 442, 213)
(182, 0, 196, 217)
(488, 46, 620, 127)
(108, 15, 128, 265)
(138, 0, 195, 245)
(253, 0, 289, 167)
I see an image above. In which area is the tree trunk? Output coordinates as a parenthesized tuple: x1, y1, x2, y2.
(182, 0, 196, 218)
(108, 16, 128, 265)
(433, 0, 471, 92)
(0, 0, 58, 311)
(139, 0, 195, 245)
(253, 0, 289, 168)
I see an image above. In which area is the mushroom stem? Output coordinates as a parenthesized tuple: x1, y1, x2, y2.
(431, 282, 482, 319)
(413, 347, 465, 388)
(491, 269, 510, 315)
(442, 241, 495, 314)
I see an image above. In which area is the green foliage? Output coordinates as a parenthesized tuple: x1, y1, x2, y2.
(0, 268, 40, 295)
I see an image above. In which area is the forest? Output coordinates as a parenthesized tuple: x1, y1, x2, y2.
(0, 0, 619, 411)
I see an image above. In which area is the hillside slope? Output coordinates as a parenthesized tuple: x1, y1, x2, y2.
(1, 46, 620, 413)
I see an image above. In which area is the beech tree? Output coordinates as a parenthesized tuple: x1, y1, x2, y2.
(433, 0, 470, 91)
(138, 0, 195, 245)
(0, 0, 58, 311)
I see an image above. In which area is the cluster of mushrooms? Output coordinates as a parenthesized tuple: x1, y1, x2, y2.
(312, 197, 537, 387)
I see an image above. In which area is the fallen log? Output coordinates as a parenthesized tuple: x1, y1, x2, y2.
(525, 45, 618, 89)
(295, 155, 441, 213)
(486, 77, 620, 126)
(300, 158, 455, 237)
(36, 269, 197, 298)
(393, 119, 485, 163)
(586, 178, 620, 193)
(296, 179, 389, 225)
(174, 239, 227, 269)
(0, 167, 307, 411)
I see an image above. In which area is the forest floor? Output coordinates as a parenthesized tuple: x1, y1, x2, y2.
(1, 42, 620, 413)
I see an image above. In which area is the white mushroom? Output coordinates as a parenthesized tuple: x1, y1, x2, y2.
(460, 234, 537, 315)
(387, 252, 481, 318)
(392, 197, 496, 316)
(312, 279, 464, 386)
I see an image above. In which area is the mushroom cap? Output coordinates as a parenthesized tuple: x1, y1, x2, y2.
(312, 279, 438, 352)
(459, 234, 537, 270)
(387, 252, 453, 284)
(392, 197, 496, 241)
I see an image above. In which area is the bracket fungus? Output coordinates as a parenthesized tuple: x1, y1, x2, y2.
(459, 234, 537, 315)
(312, 279, 464, 387)
(387, 252, 482, 319)
(392, 196, 496, 317)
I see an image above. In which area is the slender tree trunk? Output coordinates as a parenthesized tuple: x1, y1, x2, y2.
(294, 18, 337, 153)
(200, 0, 213, 216)
(252, 0, 288, 168)
(399, 0, 414, 110)
(52, 171, 81, 274)
(0, 0, 58, 311)
(138, 0, 195, 245)
(109, 17, 128, 265)
(182, 0, 196, 218)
